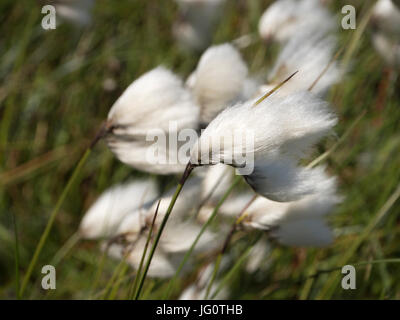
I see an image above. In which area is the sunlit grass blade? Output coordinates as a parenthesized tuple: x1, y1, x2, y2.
(308, 46, 345, 92)
(254, 71, 298, 106)
(50, 232, 81, 267)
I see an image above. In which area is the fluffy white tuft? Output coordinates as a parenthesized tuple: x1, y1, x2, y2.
(191, 91, 336, 167)
(187, 43, 252, 123)
(258, 0, 336, 43)
(55, 0, 94, 26)
(79, 179, 158, 239)
(173, 0, 226, 52)
(106, 66, 199, 174)
(242, 173, 341, 247)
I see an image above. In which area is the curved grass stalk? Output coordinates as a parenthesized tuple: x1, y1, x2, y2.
(19, 148, 92, 297)
(128, 200, 161, 299)
(163, 175, 242, 299)
(204, 254, 222, 299)
(134, 163, 195, 299)
(50, 232, 81, 267)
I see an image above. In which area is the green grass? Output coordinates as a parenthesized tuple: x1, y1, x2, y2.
(0, 0, 400, 300)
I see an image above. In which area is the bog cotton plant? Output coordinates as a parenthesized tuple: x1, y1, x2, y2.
(173, 0, 226, 52)
(106, 66, 199, 174)
(186, 43, 257, 124)
(258, 0, 336, 44)
(233, 173, 341, 247)
(370, 0, 400, 68)
(51, 0, 95, 26)
(79, 179, 158, 239)
(190, 90, 337, 202)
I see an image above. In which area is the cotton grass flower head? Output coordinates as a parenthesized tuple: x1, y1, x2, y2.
(371, 0, 400, 36)
(216, 174, 341, 247)
(106, 66, 199, 174)
(258, 0, 336, 44)
(79, 179, 158, 239)
(190, 90, 337, 202)
(261, 31, 341, 97)
(53, 0, 95, 26)
(173, 0, 226, 52)
(240, 174, 341, 247)
(371, 0, 400, 67)
(186, 43, 257, 124)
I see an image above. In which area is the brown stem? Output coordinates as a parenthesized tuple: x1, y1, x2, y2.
(89, 120, 114, 149)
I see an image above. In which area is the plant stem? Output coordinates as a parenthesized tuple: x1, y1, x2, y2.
(129, 200, 161, 299)
(163, 175, 241, 299)
(134, 163, 195, 299)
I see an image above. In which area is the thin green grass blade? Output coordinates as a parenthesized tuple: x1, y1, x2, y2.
(135, 164, 194, 300)
(204, 254, 222, 299)
(19, 148, 91, 297)
(129, 200, 161, 299)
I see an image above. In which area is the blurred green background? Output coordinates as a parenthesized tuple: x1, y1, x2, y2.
(0, 0, 399, 299)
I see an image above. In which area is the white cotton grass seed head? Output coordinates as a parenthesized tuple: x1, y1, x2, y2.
(258, 0, 336, 44)
(146, 176, 203, 225)
(106, 66, 199, 174)
(265, 31, 342, 96)
(173, 0, 226, 52)
(105, 239, 177, 278)
(191, 90, 337, 202)
(245, 240, 271, 273)
(371, 0, 400, 68)
(54, 0, 95, 26)
(241, 174, 342, 247)
(79, 179, 158, 239)
(371, 0, 400, 36)
(187, 43, 253, 124)
(371, 33, 400, 68)
(244, 161, 334, 202)
(106, 214, 217, 278)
